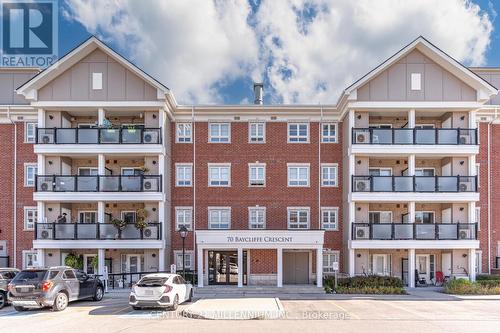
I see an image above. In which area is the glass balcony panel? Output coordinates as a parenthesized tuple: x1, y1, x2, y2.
(56, 129, 77, 144)
(437, 129, 457, 144)
(437, 177, 458, 192)
(99, 176, 120, 191)
(458, 224, 476, 240)
(37, 176, 54, 191)
(458, 177, 476, 192)
(76, 176, 98, 191)
(393, 129, 413, 144)
(121, 129, 142, 143)
(100, 129, 120, 143)
(371, 129, 392, 144)
(415, 129, 436, 144)
(415, 224, 436, 239)
(121, 176, 141, 191)
(414, 177, 435, 192)
(121, 224, 141, 239)
(438, 224, 457, 239)
(372, 224, 392, 239)
(54, 176, 75, 192)
(459, 129, 476, 145)
(54, 224, 75, 239)
(394, 224, 413, 239)
(372, 176, 393, 191)
(99, 224, 120, 240)
(77, 128, 98, 144)
(394, 177, 413, 191)
(76, 224, 97, 239)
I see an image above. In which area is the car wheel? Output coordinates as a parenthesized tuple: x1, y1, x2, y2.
(171, 295, 179, 311)
(93, 286, 104, 301)
(0, 292, 6, 309)
(14, 306, 26, 312)
(187, 289, 193, 302)
(52, 292, 69, 311)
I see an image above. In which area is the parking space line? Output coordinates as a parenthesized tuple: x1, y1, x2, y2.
(327, 301, 360, 320)
(110, 305, 132, 315)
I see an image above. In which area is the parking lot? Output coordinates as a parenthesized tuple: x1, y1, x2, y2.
(1, 291, 500, 333)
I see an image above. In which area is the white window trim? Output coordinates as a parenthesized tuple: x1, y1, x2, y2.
(411, 72, 421, 91)
(287, 207, 310, 229)
(24, 122, 36, 143)
(175, 163, 193, 187)
(287, 163, 310, 187)
(24, 163, 37, 187)
(321, 163, 338, 187)
(77, 167, 98, 175)
(208, 163, 231, 187)
(248, 206, 266, 229)
(287, 122, 310, 143)
(475, 250, 482, 274)
(175, 206, 193, 231)
(248, 122, 266, 143)
(23, 206, 37, 231)
(22, 250, 38, 269)
(476, 163, 480, 188)
(369, 211, 394, 223)
(321, 123, 338, 143)
(321, 207, 339, 231)
(475, 207, 481, 231)
(248, 163, 266, 187)
(120, 167, 141, 175)
(92, 72, 103, 90)
(78, 210, 97, 223)
(208, 207, 231, 229)
(176, 122, 193, 143)
(323, 250, 340, 274)
(369, 167, 393, 175)
(415, 211, 435, 223)
(174, 250, 194, 270)
(121, 211, 137, 222)
(208, 122, 231, 143)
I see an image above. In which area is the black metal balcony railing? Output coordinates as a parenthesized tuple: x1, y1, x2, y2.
(352, 175, 477, 192)
(34, 222, 162, 240)
(352, 128, 477, 145)
(351, 222, 477, 240)
(36, 128, 162, 144)
(35, 175, 162, 192)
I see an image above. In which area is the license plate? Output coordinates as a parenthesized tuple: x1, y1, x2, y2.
(145, 290, 153, 296)
(17, 287, 31, 293)
(13, 300, 38, 306)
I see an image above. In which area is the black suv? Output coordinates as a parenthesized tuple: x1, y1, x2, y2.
(0, 268, 19, 308)
(8, 266, 104, 311)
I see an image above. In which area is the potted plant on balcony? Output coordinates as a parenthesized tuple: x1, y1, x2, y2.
(138, 166, 149, 175)
(135, 208, 149, 230)
(111, 217, 127, 231)
(64, 253, 83, 270)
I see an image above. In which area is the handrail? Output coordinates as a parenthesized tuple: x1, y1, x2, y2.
(36, 127, 162, 144)
(351, 222, 478, 240)
(352, 127, 477, 145)
(352, 175, 477, 192)
(35, 174, 162, 192)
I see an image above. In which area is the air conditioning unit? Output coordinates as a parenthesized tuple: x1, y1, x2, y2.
(459, 133, 471, 144)
(143, 178, 159, 191)
(459, 229, 471, 240)
(142, 226, 156, 239)
(355, 132, 370, 144)
(40, 133, 54, 144)
(355, 226, 370, 239)
(39, 180, 53, 192)
(40, 229, 50, 239)
(354, 179, 370, 192)
(143, 130, 159, 143)
(458, 181, 472, 192)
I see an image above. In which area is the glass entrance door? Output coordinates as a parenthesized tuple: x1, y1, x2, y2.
(208, 251, 247, 285)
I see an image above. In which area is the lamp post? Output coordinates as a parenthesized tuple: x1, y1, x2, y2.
(178, 225, 188, 279)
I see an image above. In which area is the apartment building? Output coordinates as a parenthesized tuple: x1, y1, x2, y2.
(1, 36, 500, 288)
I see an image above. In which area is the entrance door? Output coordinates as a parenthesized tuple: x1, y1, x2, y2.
(372, 254, 388, 276)
(416, 254, 430, 284)
(401, 258, 409, 286)
(208, 251, 247, 285)
(283, 252, 309, 284)
(442, 253, 452, 278)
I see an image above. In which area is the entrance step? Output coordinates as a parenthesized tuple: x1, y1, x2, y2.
(195, 285, 325, 295)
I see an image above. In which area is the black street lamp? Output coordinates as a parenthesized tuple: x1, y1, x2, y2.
(178, 225, 189, 279)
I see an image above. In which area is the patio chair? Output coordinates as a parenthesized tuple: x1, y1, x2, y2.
(435, 271, 444, 286)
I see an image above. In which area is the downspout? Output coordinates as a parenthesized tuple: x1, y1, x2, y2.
(487, 108, 497, 274)
(192, 106, 196, 260)
(318, 105, 323, 230)
(8, 107, 18, 268)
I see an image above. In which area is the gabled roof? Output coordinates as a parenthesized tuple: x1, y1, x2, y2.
(344, 36, 498, 100)
(16, 35, 169, 99)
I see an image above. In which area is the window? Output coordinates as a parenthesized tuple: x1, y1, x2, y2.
(476, 207, 481, 231)
(208, 208, 230, 229)
(63, 270, 76, 279)
(249, 122, 265, 143)
(175, 251, 194, 270)
(321, 123, 337, 143)
(414, 168, 434, 176)
(323, 251, 339, 273)
(208, 164, 230, 187)
(25, 122, 36, 143)
(176, 207, 193, 230)
(209, 123, 230, 143)
(24, 163, 37, 187)
(321, 164, 338, 187)
(176, 123, 192, 143)
(79, 211, 97, 224)
(288, 164, 309, 187)
(249, 207, 266, 229)
(288, 208, 310, 229)
(24, 207, 37, 230)
(411, 73, 421, 90)
(22, 251, 38, 269)
(321, 208, 338, 230)
(369, 211, 393, 223)
(475, 251, 482, 274)
(92, 72, 103, 90)
(476, 163, 480, 188)
(78, 167, 98, 176)
(288, 123, 309, 142)
(121, 211, 137, 223)
(415, 211, 434, 224)
(176, 164, 193, 187)
(249, 163, 265, 186)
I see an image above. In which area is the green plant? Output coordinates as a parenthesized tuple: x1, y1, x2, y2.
(138, 166, 150, 174)
(111, 217, 127, 231)
(477, 274, 500, 281)
(64, 253, 83, 270)
(135, 208, 149, 230)
(90, 256, 98, 270)
(445, 278, 500, 295)
(324, 275, 406, 294)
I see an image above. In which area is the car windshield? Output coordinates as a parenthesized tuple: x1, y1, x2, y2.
(137, 277, 169, 287)
(0, 271, 17, 279)
(12, 270, 47, 283)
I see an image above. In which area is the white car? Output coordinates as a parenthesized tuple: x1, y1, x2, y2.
(129, 273, 193, 310)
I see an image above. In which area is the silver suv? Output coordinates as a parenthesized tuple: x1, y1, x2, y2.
(7, 266, 104, 311)
(0, 268, 19, 308)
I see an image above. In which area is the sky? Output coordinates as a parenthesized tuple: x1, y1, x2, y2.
(52, 0, 500, 105)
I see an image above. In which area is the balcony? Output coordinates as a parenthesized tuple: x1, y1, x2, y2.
(36, 127, 162, 144)
(352, 128, 477, 145)
(35, 222, 161, 240)
(35, 175, 162, 192)
(352, 223, 477, 240)
(352, 175, 477, 192)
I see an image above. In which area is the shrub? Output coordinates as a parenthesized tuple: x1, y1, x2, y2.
(476, 274, 500, 281)
(324, 275, 405, 294)
(64, 253, 83, 270)
(445, 278, 500, 295)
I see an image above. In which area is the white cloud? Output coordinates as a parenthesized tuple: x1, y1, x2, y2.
(63, 0, 493, 104)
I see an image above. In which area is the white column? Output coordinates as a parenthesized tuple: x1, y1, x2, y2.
(408, 249, 416, 288)
(316, 247, 323, 288)
(469, 154, 476, 176)
(468, 202, 476, 225)
(37, 201, 46, 223)
(36, 249, 45, 267)
(408, 109, 416, 128)
(97, 201, 105, 224)
(468, 110, 477, 129)
(277, 248, 283, 287)
(97, 249, 105, 275)
(197, 247, 203, 287)
(348, 109, 355, 146)
(408, 202, 415, 224)
(237, 248, 243, 287)
(98, 154, 105, 175)
(469, 248, 476, 282)
(37, 154, 45, 176)
(408, 154, 415, 176)
(158, 248, 165, 271)
(37, 108, 45, 128)
(158, 201, 165, 234)
(159, 108, 166, 145)
(98, 108, 105, 126)
(348, 248, 355, 276)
